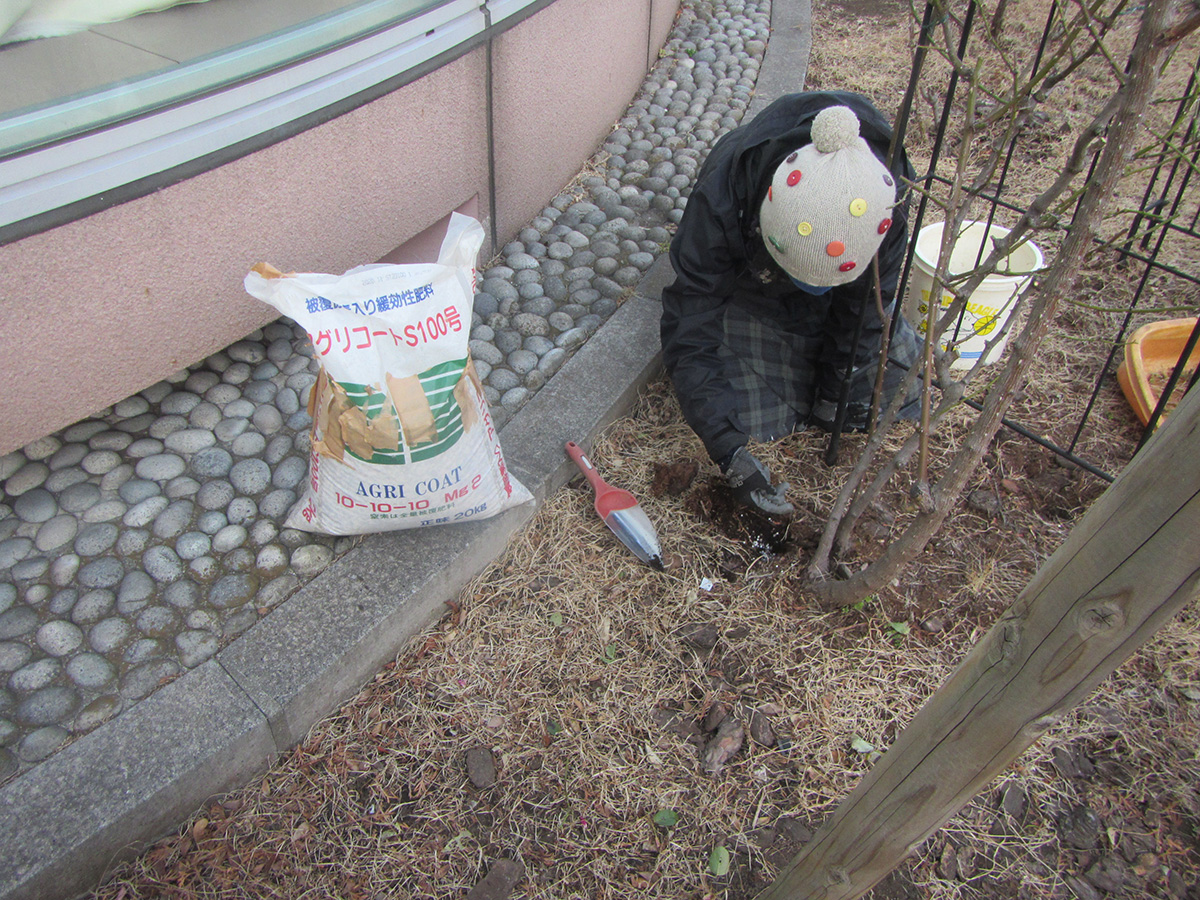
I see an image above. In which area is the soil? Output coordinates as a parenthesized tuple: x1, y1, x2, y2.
(87, 0, 1200, 898)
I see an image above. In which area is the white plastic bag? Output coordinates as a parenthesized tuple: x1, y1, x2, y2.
(244, 213, 531, 535)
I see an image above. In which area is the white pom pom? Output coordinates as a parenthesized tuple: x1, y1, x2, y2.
(810, 106, 861, 153)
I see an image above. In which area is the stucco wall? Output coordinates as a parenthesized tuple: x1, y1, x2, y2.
(491, 0, 659, 240)
(0, 0, 680, 455)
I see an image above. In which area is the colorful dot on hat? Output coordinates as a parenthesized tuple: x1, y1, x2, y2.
(797, 221, 812, 236)
(884, 173, 894, 186)
(839, 261, 857, 272)
(786, 170, 802, 187)
(768, 235, 786, 253)
(849, 198, 868, 217)
(826, 240, 845, 257)
(768, 186, 773, 202)
(786, 151, 798, 163)
(878, 218, 892, 235)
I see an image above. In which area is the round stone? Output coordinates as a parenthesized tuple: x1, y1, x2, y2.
(89, 618, 132, 653)
(43, 587, 73, 615)
(126, 438, 165, 458)
(143, 547, 184, 583)
(153, 500, 195, 540)
(165, 476, 200, 500)
(120, 479, 162, 506)
(0, 538, 33, 570)
(36, 621, 84, 656)
(188, 556, 220, 583)
(229, 341, 266, 364)
(0, 642, 32, 672)
(62, 420, 108, 443)
(71, 590, 115, 625)
(501, 388, 530, 412)
(77, 557, 124, 589)
(212, 524, 248, 554)
(556, 328, 588, 350)
(43, 468, 87, 492)
(488, 369, 520, 392)
(192, 447, 234, 478)
(18, 726, 69, 762)
(136, 606, 180, 638)
(121, 660, 181, 702)
(136, 454, 186, 482)
(272, 457, 307, 490)
(123, 638, 165, 666)
(513, 313, 550, 338)
(265, 435, 292, 466)
(252, 406, 284, 435)
(117, 571, 156, 613)
(123, 496, 169, 528)
(258, 574, 300, 610)
(209, 574, 258, 610)
(113, 395, 150, 418)
(13, 489, 56, 524)
(160, 580, 200, 610)
(539, 348, 569, 377)
(36, 515, 79, 553)
(226, 497, 258, 525)
(231, 432, 267, 457)
(89, 431, 133, 452)
(230, 459, 271, 495)
(115, 529, 150, 556)
(164, 429, 216, 454)
(291, 544, 334, 577)
(189, 402, 223, 430)
(259, 490, 296, 519)
(82, 500, 126, 524)
(88, 619, 130, 657)
(99, 465, 134, 493)
(255, 545, 289, 578)
(161, 391, 202, 415)
(16, 686, 79, 727)
(197, 480, 236, 511)
(148, 415, 188, 439)
(197, 510, 227, 535)
(6, 463, 49, 497)
(66, 654, 116, 690)
(176, 631, 219, 667)
(175, 532, 212, 561)
(13, 557, 49, 581)
(74, 695, 122, 732)
(11, 658, 60, 693)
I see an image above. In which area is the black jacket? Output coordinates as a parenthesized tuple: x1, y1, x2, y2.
(660, 91, 916, 463)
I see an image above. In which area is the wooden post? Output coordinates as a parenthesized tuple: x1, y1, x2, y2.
(757, 382, 1200, 900)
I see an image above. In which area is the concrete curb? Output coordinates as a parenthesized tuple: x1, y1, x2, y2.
(0, 0, 812, 889)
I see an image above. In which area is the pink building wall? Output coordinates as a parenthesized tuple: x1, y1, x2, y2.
(0, 0, 680, 456)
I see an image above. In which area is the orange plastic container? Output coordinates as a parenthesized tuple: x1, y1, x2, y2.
(1116, 317, 1200, 425)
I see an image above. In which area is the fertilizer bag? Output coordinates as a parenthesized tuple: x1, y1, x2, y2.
(244, 213, 531, 535)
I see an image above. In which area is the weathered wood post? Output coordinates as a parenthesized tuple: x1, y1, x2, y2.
(757, 381, 1200, 900)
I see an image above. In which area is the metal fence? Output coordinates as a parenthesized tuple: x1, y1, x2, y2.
(829, 0, 1200, 482)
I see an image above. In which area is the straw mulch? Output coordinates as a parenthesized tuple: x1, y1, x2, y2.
(91, 0, 1200, 897)
(89, 372, 1199, 900)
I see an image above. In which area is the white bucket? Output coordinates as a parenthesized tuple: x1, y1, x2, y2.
(905, 220, 1044, 368)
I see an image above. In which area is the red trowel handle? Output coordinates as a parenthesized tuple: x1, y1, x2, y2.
(565, 441, 606, 492)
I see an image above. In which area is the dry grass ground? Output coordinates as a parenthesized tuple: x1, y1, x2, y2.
(89, 0, 1200, 898)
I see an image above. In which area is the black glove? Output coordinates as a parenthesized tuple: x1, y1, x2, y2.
(722, 447, 794, 517)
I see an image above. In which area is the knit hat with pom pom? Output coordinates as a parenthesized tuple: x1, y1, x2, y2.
(759, 105, 898, 287)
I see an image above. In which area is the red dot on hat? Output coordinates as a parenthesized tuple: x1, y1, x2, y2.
(768, 186, 773, 202)
(786, 170, 802, 187)
(826, 240, 845, 257)
(839, 261, 857, 272)
(878, 218, 892, 235)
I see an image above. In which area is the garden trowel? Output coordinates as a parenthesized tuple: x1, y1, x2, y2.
(566, 441, 664, 570)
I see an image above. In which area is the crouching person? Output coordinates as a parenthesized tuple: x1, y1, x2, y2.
(660, 90, 922, 517)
